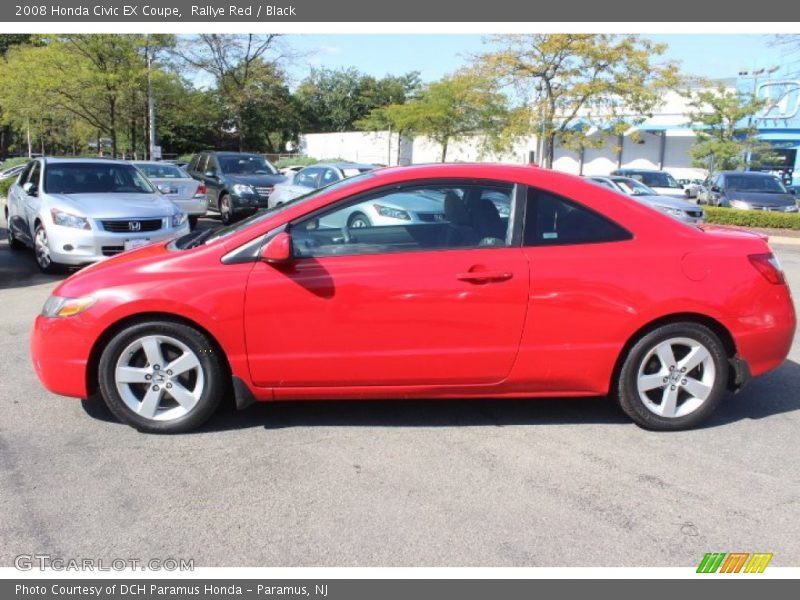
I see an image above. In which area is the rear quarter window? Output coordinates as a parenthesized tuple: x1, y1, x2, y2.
(524, 188, 632, 246)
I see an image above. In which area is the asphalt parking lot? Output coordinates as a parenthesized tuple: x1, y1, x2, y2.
(1, 212, 799, 568)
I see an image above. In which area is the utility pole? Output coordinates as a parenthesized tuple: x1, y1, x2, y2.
(147, 37, 157, 160)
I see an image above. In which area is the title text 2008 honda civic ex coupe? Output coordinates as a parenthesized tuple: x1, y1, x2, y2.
(31, 164, 796, 433)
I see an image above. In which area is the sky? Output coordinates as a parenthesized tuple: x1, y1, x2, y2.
(281, 34, 799, 85)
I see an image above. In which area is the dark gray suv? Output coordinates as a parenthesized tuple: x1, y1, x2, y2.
(186, 151, 287, 224)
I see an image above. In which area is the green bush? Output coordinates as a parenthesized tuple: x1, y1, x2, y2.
(703, 206, 800, 231)
(274, 156, 346, 169)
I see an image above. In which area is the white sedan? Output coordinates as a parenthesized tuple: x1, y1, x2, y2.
(268, 162, 376, 208)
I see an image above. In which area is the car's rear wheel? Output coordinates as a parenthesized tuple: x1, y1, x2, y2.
(616, 322, 729, 431)
(33, 223, 63, 274)
(4, 208, 25, 250)
(219, 194, 233, 225)
(98, 320, 226, 433)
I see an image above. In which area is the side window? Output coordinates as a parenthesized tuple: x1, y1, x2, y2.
(294, 168, 321, 189)
(291, 182, 514, 258)
(196, 154, 208, 174)
(207, 155, 220, 174)
(319, 168, 340, 187)
(188, 155, 198, 172)
(524, 188, 631, 246)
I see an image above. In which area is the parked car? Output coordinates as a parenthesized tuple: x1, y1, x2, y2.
(30, 164, 795, 433)
(678, 178, 705, 199)
(186, 151, 287, 224)
(5, 158, 190, 273)
(697, 171, 799, 212)
(0, 164, 26, 180)
(587, 176, 705, 224)
(278, 165, 306, 180)
(610, 168, 686, 198)
(132, 161, 208, 229)
(268, 162, 377, 207)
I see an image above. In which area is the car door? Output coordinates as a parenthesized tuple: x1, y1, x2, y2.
(7, 161, 35, 244)
(243, 180, 530, 389)
(22, 161, 43, 237)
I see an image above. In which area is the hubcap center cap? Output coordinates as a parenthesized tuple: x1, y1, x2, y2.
(153, 372, 167, 384)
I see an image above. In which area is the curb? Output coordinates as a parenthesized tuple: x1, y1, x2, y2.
(768, 236, 800, 247)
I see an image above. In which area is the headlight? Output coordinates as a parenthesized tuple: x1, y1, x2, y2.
(373, 204, 411, 221)
(730, 200, 751, 209)
(41, 295, 96, 318)
(785, 205, 798, 212)
(50, 208, 90, 230)
(171, 211, 188, 227)
(232, 184, 255, 195)
(656, 205, 683, 217)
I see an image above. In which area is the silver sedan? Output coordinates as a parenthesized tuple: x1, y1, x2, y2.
(5, 158, 190, 273)
(132, 161, 208, 229)
(588, 176, 705, 224)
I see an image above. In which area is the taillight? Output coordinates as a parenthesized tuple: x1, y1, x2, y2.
(748, 253, 786, 285)
(194, 184, 206, 198)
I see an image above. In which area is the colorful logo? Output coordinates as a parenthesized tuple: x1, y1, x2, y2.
(697, 552, 773, 573)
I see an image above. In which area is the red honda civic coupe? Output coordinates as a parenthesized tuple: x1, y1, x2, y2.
(30, 164, 795, 433)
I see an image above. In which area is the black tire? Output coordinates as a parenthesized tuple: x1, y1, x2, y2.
(97, 320, 226, 433)
(615, 322, 729, 431)
(33, 223, 64, 274)
(219, 194, 233, 225)
(188, 215, 199, 230)
(4, 208, 25, 250)
(347, 212, 371, 229)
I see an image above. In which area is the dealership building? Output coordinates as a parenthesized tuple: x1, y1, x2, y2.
(300, 74, 800, 187)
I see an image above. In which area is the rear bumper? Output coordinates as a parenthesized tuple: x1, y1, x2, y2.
(171, 198, 208, 216)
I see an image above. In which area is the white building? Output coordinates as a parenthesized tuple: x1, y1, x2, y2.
(299, 75, 800, 186)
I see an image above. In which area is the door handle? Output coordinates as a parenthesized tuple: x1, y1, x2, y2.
(456, 271, 513, 283)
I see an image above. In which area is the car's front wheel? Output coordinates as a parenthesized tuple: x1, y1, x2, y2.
(33, 223, 63, 274)
(98, 320, 226, 433)
(347, 212, 371, 228)
(219, 194, 233, 225)
(616, 322, 729, 431)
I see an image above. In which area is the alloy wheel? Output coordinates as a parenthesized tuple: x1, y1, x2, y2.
(636, 336, 716, 419)
(114, 334, 205, 421)
(34, 226, 52, 269)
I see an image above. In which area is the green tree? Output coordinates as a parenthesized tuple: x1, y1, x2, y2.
(358, 72, 508, 162)
(686, 84, 772, 174)
(296, 67, 421, 133)
(472, 34, 680, 168)
(175, 34, 298, 152)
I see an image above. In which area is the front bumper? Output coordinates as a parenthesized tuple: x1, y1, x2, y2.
(46, 220, 190, 265)
(232, 193, 271, 213)
(31, 313, 93, 398)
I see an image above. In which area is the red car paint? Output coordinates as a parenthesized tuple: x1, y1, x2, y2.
(30, 164, 796, 404)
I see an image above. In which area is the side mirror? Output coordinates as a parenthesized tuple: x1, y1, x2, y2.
(22, 182, 37, 196)
(204, 170, 218, 179)
(710, 185, 721, 193)
(260, 232, 292, 263)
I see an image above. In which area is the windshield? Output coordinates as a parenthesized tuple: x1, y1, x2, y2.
(613, 177, 657, 196)
(199, 171, 378, 245)
(218, 155, 277, 176)
(136, 163, 187, 179)
(726, 175, 788, 194)
(45, 163, 155, 194)
(631, 172, 681, 189)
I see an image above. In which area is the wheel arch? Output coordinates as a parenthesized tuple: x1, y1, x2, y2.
(611, 312, 739, 394)
(86, 311, 234, 401)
